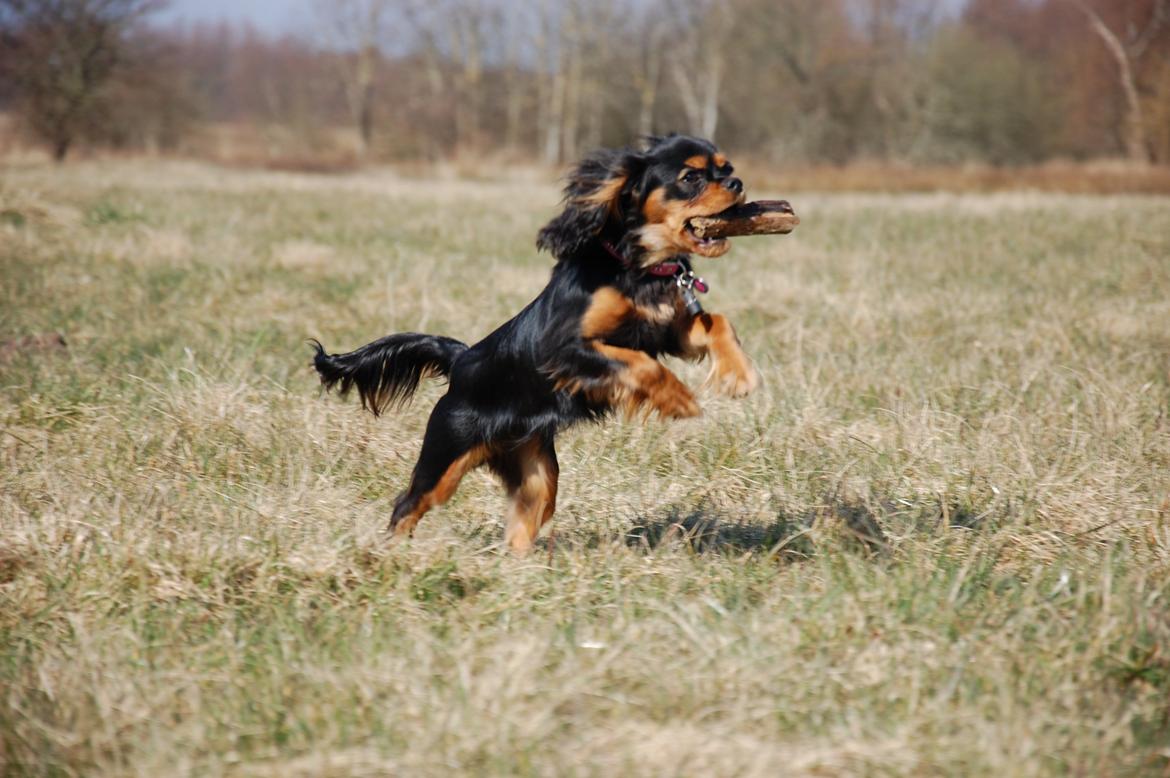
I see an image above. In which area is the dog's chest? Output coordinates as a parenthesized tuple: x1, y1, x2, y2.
(610, 286, 685, 354)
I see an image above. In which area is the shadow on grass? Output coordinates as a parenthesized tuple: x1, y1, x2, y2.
(621, 497, 889, 558)
(477, 492, 999, 557)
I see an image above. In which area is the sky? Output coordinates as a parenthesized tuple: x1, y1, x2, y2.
(157, 0, 972, 38)
(157, 0, 311, 35)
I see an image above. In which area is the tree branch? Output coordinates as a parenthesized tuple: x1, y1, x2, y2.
(1068, 0, 1149, 162)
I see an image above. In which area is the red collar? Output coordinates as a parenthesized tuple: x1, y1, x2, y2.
(647, 261, 682, 276)
(601, 240, 630, 267)
(602, 241, 681, 276)
(601, 241, 707, 292)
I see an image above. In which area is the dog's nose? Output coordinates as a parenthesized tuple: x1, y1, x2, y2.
(724, 177, 743, 195)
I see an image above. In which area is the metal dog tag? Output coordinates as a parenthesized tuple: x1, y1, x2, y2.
(676, 271, 704, 315)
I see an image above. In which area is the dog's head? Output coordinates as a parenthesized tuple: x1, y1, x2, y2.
(536, 134, 745, 268)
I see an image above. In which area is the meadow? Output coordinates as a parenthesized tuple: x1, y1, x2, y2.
(1, 159, 1168, 776)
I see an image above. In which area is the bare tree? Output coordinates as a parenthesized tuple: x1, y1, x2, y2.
(445, 0, 493, 152)
(0, 0, 164, 161)
(396, 0, 499, 155)
(574, 0, 619, 154)
(558, 1, 583, 158)
(629, 11, 667, 138)
(499, 3, 532, 152)
(852, 0, 946, 160)
(1068, 0, 1168, 163)
(314, 0, 397, 158)
(533, 0, 565, 163)
(664, 0, 735, 141)
(401, 1, 455, 157)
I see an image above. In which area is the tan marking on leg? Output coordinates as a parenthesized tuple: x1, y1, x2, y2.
(392, 445, 488, 537)
(682, 313, 759, 398)
(593, 342, 700, 419)
(581, 286, 634, 339)
(504, 440, 559, 554)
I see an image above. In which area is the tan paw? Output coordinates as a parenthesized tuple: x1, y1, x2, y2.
(653, 375, 701, 418)
(505, 527, 535, 554)
(710, 358, 760, 398)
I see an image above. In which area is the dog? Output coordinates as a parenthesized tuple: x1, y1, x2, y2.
(312, 134, 761, 552)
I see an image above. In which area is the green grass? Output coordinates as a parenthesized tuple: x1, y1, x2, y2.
(2, 159, 1169, 776)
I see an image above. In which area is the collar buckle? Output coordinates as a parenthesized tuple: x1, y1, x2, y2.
(672, 257, 708, 315)
(602, 242, 710, 314)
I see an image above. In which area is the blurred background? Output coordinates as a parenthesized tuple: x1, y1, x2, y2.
(2, 0, 1168, 189)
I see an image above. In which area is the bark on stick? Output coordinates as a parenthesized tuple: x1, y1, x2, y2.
(688, 200, 799, 239)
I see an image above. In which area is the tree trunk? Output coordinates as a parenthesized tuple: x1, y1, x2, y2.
(700, 60, 722, 140)
(503, 63, 524, 151)
(636, 44, 662, 138)
(52, 135, 71, 163)
(561, 29, 581, 161)
(699, 4, 730, 141)
(453, 13, 483, 153)
(1073, 1, 1150, 163)
(359, 79, 374, 153)
(543, 71, 563, 165)
(353, 43, 376, 158)
(668, 0, 728, 142)
(672, 66, 704, 137)
(536, 2, 565, 165)
(637, 84, 656, 139)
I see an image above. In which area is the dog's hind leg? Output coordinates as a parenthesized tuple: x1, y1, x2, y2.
(389, 397, 487, 537)
(490, 436, 559, 554)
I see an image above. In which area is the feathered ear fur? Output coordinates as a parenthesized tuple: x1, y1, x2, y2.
(536, 147, 646, 258)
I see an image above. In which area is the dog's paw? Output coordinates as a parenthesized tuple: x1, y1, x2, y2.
(661, 393, 701, 419)
(653, 375, 701, 419)
(710, 356, 760, 398)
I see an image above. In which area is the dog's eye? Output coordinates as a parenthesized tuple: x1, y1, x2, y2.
(680, 169, 704, 185)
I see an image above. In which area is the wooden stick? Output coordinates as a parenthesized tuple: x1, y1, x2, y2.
(688, 200, 799, 239)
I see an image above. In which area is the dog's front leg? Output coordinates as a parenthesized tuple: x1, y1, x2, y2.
(681, 312, 760, 398)
(592, 342, 700, 419)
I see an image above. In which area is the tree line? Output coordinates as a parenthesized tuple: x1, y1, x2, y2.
(2, 0, 1167, 165)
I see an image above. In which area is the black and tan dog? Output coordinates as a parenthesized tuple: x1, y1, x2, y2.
(313, 134, 761, 551)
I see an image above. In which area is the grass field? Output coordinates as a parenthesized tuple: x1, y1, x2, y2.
(2, 160, 1169, 776)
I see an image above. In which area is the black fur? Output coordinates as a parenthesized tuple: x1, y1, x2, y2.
(311, 334, 468, 416)
(535, 146, 647, 258)
(312, 134, 756, 549)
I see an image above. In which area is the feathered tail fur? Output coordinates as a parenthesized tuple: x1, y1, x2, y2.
(311, 333, 468, 416)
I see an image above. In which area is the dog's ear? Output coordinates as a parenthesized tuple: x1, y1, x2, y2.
(536, 147, 646, 258)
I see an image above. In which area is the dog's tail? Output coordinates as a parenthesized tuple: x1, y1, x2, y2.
(311, 333, 468, 416)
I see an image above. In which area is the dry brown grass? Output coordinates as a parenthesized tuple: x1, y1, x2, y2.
(1, 159, 1169, 776)
(7, 116, 1170, 193)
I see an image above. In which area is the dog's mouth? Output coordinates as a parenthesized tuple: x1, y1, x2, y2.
(636, 190, 745, 265)
(682, 219, 729, 257)
(680, 195, 744, 257)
